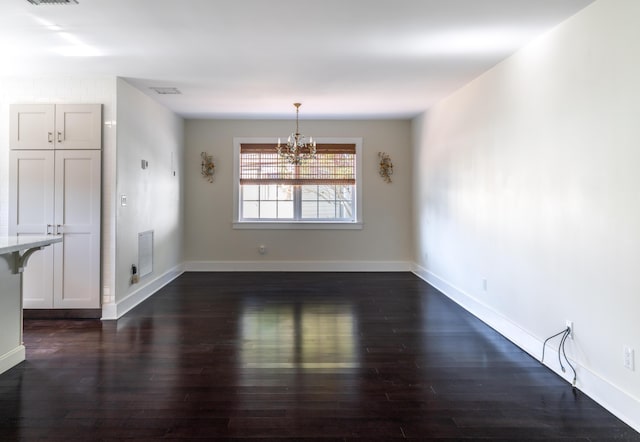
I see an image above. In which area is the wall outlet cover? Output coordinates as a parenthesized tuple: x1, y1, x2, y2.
(624, 346, 635, 371)
(566, 320, 574, 339)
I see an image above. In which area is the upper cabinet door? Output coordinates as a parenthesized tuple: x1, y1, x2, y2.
(10, 104, 102, 150)
(55, 104, 102, 150)
(10, 104, 55, 150)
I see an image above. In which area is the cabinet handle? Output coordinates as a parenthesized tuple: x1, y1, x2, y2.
(46, 224, 53, 235)
(57, 131, 63, 143)
(48, 132, 53, 143)
(56, 224, 64, 235)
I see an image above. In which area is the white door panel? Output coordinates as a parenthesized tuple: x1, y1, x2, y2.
(55, 104, 102, 150)
(10, 151, 56, 308)
(54, 150, 101, 308)
(9, 104, 55, 150)
(9, 151, 55, 235)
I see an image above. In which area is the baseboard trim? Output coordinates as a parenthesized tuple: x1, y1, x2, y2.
(100, 261, 411, 320)
(0, 345, 25, 375)
(412, 264, 640, 433)
(184, 260, 412, 272)
(101, 265, 184, 320)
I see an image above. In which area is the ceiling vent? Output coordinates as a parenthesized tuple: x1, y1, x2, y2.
(27, 0, 79, 4)
(149, 87, 182, 95)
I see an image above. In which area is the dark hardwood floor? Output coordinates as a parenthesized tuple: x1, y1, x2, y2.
(1, 272, 638, 440)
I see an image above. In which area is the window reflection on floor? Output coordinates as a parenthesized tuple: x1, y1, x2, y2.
(239, 302, 360, 370)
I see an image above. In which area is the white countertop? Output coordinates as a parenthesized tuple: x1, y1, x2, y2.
(0, 235, 63, 255)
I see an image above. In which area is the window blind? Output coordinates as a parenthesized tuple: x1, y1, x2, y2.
(240, 143, 356, 185)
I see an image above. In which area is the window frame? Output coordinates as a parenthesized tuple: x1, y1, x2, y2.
(233, 137, 363, 230)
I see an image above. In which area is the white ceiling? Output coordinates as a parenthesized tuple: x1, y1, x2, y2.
(0, 0, 594, 119)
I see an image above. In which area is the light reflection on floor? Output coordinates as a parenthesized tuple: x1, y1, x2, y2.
(239, 301, 360, 370)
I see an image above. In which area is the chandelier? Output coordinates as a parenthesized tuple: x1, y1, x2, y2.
(276, 103, 317, 165)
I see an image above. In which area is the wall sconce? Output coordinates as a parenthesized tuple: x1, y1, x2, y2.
(378, 152, 393, 183)
(201, 152, 215, 183)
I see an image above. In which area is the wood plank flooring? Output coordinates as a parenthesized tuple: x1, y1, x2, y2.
(1, 272, 638, 440)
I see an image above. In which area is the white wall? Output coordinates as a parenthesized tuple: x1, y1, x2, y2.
(0, 76, 117, 306)
(112, 79, 184, 310)
(412, 0, 639, 430)
(184, 119, 412, 269)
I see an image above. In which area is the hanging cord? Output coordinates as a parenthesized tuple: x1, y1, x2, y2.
(541, 327, 577, 389)
(541, 328, 568, 364)
(558, 329, 568, 373)
(560, 329, 577, 388)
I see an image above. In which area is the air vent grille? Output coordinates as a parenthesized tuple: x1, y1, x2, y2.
(149, 87, 182, 95)
(27, 0, 79, 4)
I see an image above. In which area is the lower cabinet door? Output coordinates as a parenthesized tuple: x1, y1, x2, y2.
(53, 150, 101, 309)
(9, 151, 55, 308)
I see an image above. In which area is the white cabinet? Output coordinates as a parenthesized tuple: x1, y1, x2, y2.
(9, 103, 102, 310)
(10, 104, 102, 150)
(9, 150, 102, 309)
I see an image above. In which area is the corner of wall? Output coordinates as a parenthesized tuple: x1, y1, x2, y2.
(102, 263, 184, 320)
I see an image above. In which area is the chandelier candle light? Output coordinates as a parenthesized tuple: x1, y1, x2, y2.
(276, 102, 317, 165)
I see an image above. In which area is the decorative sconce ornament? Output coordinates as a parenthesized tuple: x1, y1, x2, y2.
(378, 152, 393, 183)
(201, 152, 215, 183)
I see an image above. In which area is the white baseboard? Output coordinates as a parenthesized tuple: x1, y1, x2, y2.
(101, 264, 183, 320)
(100, 261, 409, 320)
(412, 264, 640, 433)
(184, 260, 412, 272)
(0, 345, 25, 375)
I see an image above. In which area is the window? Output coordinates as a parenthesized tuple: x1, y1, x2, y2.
(233, 138, 362, 229)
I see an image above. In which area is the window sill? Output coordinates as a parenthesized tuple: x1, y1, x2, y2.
(233, 221, 364, 230)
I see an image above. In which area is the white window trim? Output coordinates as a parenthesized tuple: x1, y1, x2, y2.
(233, 137, 363, 230)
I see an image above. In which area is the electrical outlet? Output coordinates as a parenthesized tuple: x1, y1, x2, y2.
(624, 346, 635, 371)
(258, 245, 266, 255)
(482, 278, 488, 292)
(566, 320, 574, 340)
(130, 264, 139, 285)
